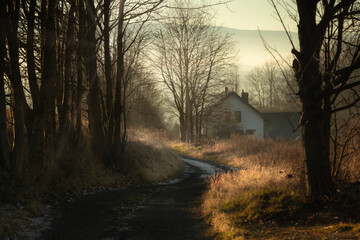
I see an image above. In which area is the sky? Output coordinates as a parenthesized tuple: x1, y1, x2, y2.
(208, 0, 298, 77)
(213, 0, 297, 32)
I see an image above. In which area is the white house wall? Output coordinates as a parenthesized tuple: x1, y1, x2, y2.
(206, 95, 264, 139)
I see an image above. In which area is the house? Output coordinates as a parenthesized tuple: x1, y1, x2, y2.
(203, 89, 264, 138)
(261, 112, 301, 140)
(203, 89, 301, 140)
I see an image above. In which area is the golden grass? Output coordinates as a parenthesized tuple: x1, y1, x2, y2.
(202, 167, 305, 239)
(124, 140, 184, 183)
(170, 134, 360, 239)
(169, 135, 307, 239)
(124, 128, 185, 183)
(171, 134, 305, 175)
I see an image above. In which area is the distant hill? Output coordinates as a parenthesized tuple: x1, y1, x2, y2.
(218, 27, 298, 78)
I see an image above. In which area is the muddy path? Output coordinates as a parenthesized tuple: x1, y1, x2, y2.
(38, 157, 232, 240)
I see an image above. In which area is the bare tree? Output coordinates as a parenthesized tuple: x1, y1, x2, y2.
(0, 0, 11, 171)
(83, 0, 107, 160)
(30, 0, 59, 171)
(330, 109, 360, 181)
(58, 1, 76, 137)
(103, 0, 114, 152)
(248, 60, 299, 111)
(24, 0, 39, 114)
(4, 0, 27, 180)
(75, 0, 86, 144)
(248, 66, 266, 109)
(0, 0, 186, 182)
(101, 0, 165, 165)
(271, 0, 360, 197)
(155, 0, 235, 143)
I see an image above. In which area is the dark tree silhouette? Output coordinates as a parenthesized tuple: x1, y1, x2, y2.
(273, 0, 360, 198)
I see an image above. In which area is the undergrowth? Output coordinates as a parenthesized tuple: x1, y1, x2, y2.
(0, 139, 125, 239)
(0, 128, 184, 239)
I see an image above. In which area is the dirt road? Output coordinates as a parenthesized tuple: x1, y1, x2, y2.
(38, 157, 231, 240)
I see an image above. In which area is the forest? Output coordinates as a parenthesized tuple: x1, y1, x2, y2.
(0, 0, 240, 181)
(1, 0, 360, 239)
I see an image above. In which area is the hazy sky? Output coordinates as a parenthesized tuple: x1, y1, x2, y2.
(214, 0, 297, 31)
(209, 1, 298, 83)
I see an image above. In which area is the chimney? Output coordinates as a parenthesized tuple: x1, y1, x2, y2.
(225, 87, 228, 94)
(241, 89, 249, 104)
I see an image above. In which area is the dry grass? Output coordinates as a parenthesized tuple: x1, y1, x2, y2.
(192, 135, 306, 239)
(330, 121, 360, 183)
(171, 134, 305, 176)
(202, 169, 305, 239)
(124, 128, 185, 183)
(170, 134, 360, 239)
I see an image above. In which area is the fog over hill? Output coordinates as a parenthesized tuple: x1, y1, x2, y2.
(220, 27, 298, 84)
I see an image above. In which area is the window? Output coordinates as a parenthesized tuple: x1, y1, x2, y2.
(224, 111, 230, 122)
(235, 111, 241, 122)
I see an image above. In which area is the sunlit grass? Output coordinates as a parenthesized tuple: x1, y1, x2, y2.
(170, 134, 360, 239)
(202, 166, 305, 239)
(125, 128, 185, 183)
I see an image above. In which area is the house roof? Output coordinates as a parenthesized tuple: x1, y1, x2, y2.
(205, 91, 263, 118)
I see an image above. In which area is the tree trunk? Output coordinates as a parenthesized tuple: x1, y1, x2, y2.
(5, 0, 25, 181)
(0, 0, 11, 170)
(85, 0, 106, 159)
(104, 0, 114, 151)
(112, 0, 125, 163)
(59, 3, 75, 136)
(185, 81, 191, 143)
(295, 0, 335, 198)
(75, 0, 85, 144)
(189, 105, 194, 143)
(43, 0, 57, 150)
(11, 84, 25, 182)
(26, 0, 40, 112)
(302, 91, 334, 197)
(180, 114, 187, 142)
(22, 0, 38, 146)
(30, 0, 58, 169)
(194, 108, 199, 144)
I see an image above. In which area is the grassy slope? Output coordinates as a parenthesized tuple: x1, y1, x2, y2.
(0, 129, 184, 239)
(124, 128, 184, 183)
(170, 135, 360, 240)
